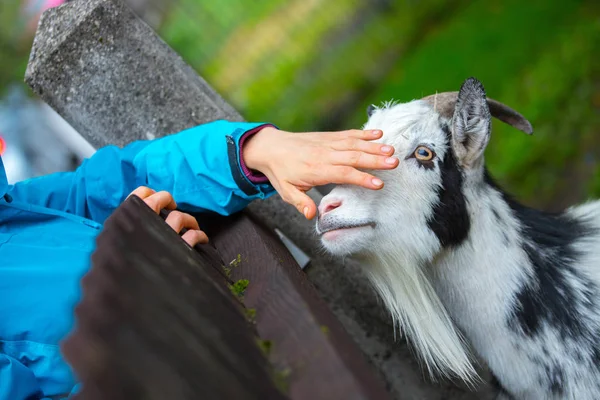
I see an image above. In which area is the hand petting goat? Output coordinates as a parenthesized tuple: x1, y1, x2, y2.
(242, 126, 398, 220)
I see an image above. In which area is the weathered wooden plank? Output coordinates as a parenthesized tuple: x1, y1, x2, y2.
(63, 195, 392, 399)
(62, 195, 285, 400)
(204, 212, 392, 400)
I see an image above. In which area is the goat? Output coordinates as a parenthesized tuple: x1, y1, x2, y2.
(317, 77, 600, 399)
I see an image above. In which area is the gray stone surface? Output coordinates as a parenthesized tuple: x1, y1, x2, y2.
(26, 0, 242, 149)
(25, 1, 493, 399)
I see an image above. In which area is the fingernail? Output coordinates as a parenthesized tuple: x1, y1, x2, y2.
(381, 145, 392, 153)
(372, 130, 382, 136)
(303, 207, 309, 218)
(385, 157, 397, 165)
(372, 178, 383, 187)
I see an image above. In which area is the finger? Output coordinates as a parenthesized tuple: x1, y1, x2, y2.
(269, 175, 318, 219)
(143, 191, 177, 214)
(329, 166, 385, 190)
(127, 186, 156, 200)
(329, 151, 398, 170)
(331, 129, 383, 141)
(281, 185, 317, 219)
(267, 177, 288, 204)
(330, 138, 395, 156)
(165, 211, 200, 233)
(182, 229, 209, 247)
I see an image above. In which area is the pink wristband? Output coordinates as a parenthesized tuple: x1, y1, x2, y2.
(238, 124, 277, 184)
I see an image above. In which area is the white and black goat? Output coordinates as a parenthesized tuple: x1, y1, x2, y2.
(317, 77, 600, 399)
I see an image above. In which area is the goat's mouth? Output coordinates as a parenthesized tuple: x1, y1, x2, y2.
(316, 221, 376, 236)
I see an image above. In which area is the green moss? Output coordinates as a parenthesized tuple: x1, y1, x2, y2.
(230, 279, 249, 297)
(255, 338, 272, 357)
(272, 367, 291, 394)
(253, 335, 292, 395)
(229, 253, 243, 268)
(320, 325, 330, 337)
(245, 308, 257, 323)
(221, 265, 231, 278)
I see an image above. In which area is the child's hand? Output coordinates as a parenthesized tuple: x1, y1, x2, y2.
(243, 126, 398, 219)
(127, 186, 209, 246)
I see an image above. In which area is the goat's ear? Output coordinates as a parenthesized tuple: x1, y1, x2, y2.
(451, 77, 491, 167)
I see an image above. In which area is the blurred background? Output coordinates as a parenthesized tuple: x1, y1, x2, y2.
(0, 0, 598, 210)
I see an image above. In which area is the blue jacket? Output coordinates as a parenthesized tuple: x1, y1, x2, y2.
(0, 121, 275, 400)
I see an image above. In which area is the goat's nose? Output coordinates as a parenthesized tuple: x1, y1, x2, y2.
(318, 199, 342, 217)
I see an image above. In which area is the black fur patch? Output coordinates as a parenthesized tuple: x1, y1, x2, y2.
(490, 373, 514, 399)
(484, 171, 598, 340)
(419, 161, 435, 171)
(426, 133, 470, 247)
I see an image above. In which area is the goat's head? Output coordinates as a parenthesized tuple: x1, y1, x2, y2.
(316, 77, 532, 382)
(318, 77, 531, 260)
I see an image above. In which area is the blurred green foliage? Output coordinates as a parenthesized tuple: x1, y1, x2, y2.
(159, 0, 599, 210)
(0, 1, 31, 95)
(1, 0, 598, 210)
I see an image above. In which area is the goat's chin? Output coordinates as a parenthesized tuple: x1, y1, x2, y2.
(319, 226, 374, 256)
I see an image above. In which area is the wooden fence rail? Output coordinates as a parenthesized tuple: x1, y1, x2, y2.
(63, 195, 284, 399)
(62, 195, 391, 399)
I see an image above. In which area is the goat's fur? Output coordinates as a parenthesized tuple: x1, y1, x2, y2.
(317, 78, 600, 399)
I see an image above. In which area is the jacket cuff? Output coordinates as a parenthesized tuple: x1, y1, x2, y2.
(238, 124, 277, 184)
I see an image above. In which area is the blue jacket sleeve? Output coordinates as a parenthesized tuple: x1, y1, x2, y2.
(6, 121, 276, 223)
(0, 354, 43, 400)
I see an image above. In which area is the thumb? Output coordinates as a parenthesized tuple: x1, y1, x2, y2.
(281, 185, 317, 220)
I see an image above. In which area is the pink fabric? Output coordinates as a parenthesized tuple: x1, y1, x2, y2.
(238, 124, 277, 184)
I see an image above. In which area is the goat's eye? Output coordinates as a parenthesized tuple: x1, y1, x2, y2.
(414, 146, 434, 161)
